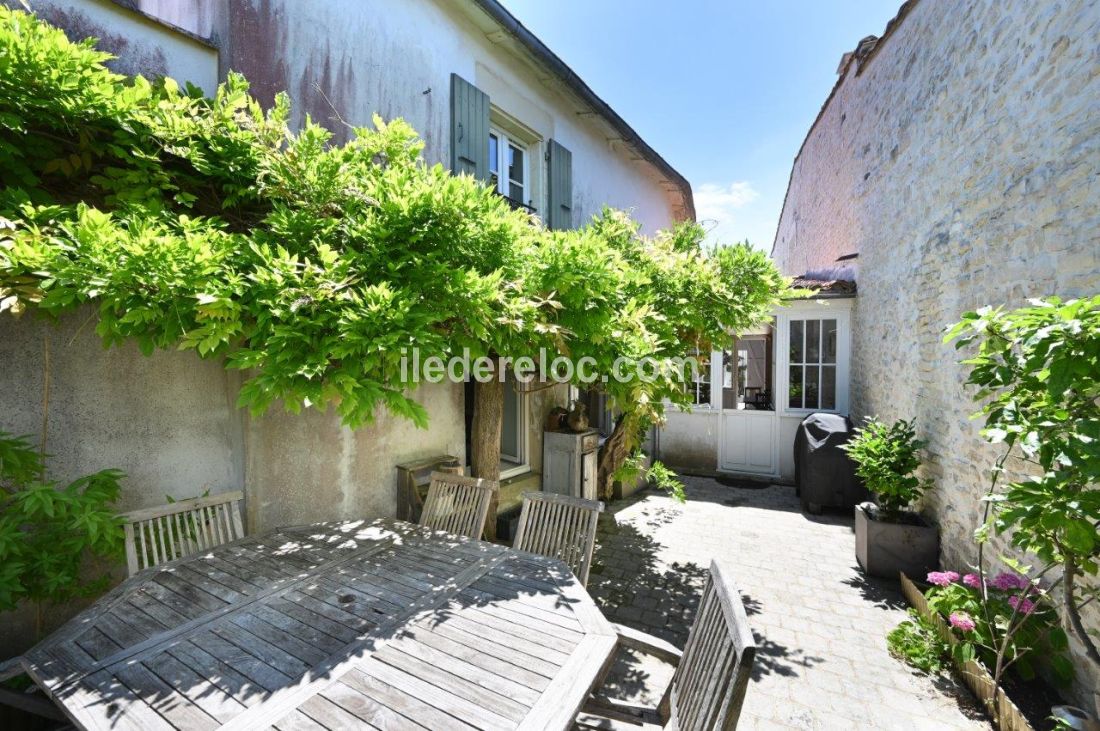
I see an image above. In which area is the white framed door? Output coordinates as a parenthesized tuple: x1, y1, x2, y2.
(714, 327, 780, 476)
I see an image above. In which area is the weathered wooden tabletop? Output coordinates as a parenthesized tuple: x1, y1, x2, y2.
(20, 518, 618, 731)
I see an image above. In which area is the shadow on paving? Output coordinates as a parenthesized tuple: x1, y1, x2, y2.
(587, 487, 825, 702)
(841, 572, 909, 612)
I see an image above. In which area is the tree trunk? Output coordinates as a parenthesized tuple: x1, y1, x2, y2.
(470, 364, 504, 540)
(1063, 558, 1100, 667)
(596, 415, 632, 501)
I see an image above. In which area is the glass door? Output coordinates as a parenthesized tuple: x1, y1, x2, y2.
(717, 322, 779, 475)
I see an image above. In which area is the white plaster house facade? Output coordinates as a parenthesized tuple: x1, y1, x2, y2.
(0, 0, 693, 654)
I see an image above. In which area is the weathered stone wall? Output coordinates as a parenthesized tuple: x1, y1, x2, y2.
(771, 0, 1100, 711)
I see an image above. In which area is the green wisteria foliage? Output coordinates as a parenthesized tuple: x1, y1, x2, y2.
(0, 9, 787, 450)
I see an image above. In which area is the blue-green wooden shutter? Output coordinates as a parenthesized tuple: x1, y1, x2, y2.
(547, 139, 573, 230)
(450, 73, 489, 182)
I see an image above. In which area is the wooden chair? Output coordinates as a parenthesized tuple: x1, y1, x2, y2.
(120, 491, 245, 576)
(576, 560, 757, 731)
(513, 491, 603, 586)
(418, 471, 498, 540)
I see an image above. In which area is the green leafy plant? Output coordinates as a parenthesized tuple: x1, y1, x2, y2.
(0, 431, 124, 634)
(841, 417, 932, 520)
(887, 609, 951, 674)
(0, 8, 789, 512)
(644, 460, 686, 502)
(611, 454, 685, 502)
(945, 296, 1100, 672)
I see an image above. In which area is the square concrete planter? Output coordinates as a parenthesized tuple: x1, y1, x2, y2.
(854, 502, 939, 579)
(612, 454, 651, 500)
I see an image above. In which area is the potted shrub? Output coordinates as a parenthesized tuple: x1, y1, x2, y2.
(842, 417, 938, 579)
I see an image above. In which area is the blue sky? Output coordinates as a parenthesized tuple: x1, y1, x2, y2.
(500, 1, 902, 251)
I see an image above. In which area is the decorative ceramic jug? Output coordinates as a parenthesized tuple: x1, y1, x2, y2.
(566, 400, 589, 432)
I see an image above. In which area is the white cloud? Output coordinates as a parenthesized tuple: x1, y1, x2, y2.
(692, 181, 763, 249)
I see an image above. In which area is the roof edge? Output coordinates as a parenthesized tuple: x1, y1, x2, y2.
(470, 0, 696, 221)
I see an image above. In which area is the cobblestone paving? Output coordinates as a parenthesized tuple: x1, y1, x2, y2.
(587, 476, 989, 730)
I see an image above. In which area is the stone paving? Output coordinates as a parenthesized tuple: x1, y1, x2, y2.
(587, 476, 989, 730)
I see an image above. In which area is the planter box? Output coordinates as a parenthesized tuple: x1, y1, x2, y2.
(854, 502, 938, 579)
(613, 455, 651, 500)
(899, 573, 1036, 731)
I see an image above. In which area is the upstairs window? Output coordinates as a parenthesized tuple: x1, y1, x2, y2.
(489, 128, 531, 211)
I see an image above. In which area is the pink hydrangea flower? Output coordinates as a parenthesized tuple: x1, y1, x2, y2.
(949, 612, 977, 632)
(1008, 595, 1036, 615)
(962, 573, 982, 589)
(990, 572, 1028, 591)
(926, 571, 960, 587)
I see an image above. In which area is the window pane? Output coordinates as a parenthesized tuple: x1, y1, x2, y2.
(789, 320, 804, 363)
(806, 320, 820, 363)
(694, 350, 710, 406)
(509, 182, 524, 203)
(488, 134, 499, 174)
(789, 365, 803, 409)
(823, 319, 837, 364)
(721, 348, 739, 409)
(509, 144, 524, 184)
(805, 366, 820, 410)
(822, 365, 836, 410)
(501, 380, 520, 462)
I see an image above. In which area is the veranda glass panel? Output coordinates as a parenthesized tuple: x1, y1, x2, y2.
(822, 365, 836, 409)
(823, 319, 837, 364)
(691, 350, 710, 405)
(789, 365, 803, 409)
(790, 320, 804, 362)
(807, 320, 820, 363)
(805, 365, 820, 409)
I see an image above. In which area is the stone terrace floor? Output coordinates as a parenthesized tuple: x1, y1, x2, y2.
(587, 476, 989, 731)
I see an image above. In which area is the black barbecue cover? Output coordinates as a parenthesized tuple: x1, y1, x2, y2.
(794, 413, 866, 512)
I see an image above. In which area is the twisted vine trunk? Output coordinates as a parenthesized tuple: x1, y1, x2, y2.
(469, 363, 503, 540)
(596, 415, 631, 501)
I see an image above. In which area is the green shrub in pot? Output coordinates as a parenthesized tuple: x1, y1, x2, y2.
(842, 417, 938, 578)
(842, 417, 932, 521)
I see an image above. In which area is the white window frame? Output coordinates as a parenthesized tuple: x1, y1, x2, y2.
(776, 302, 851, 417)
(499, 377, 530, 479)
(489, 126, 530, 209)
(685, 347, 713, 408)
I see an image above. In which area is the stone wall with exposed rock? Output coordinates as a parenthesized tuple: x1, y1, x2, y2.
(771, 0, 1100, 711)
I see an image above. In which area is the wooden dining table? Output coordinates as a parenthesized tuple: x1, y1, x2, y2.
(17, 518, 618, 730)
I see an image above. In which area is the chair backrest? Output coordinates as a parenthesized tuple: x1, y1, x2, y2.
(120, 491, 246, 576)
(665, 560, 756, 731)
(512, 492, 603, 586)
(418, 472, 498, 540)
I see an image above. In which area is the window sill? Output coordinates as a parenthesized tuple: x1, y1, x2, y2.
(499, 464, 531, 481)
(781, 408, 843, 418)
(493, 191, 537, 214)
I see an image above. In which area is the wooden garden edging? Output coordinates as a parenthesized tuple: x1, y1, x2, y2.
(899, 572, 1034, 731)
